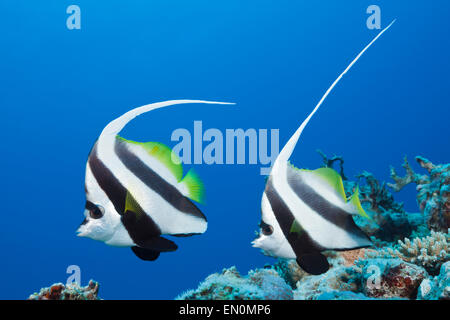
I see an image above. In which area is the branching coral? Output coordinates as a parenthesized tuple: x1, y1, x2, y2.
(344, 171, 419, 241)
(316, 149, 347, 180)
(388, 156, 428, 192)
(28, 280, 100, 300)
(388, 156, 450, 231)
(375, 230, 449, 275)
(354, 171, 405, 214)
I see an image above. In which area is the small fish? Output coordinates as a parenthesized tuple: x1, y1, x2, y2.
(77, 100, 233, 261)
(252, 21, 395, 275)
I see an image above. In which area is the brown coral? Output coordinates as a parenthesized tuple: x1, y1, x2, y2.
(28, 280, 100, 300)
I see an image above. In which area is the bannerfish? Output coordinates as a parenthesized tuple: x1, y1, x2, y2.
(77, 100, 233, 261)
(252, 21, 396, 275)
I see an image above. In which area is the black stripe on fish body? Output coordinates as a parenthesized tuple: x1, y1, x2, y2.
(114, 138, 206, 220)
(87, 143, 162, 245)
(88, 143, 127, 215)
(286, 167, 372, 248)
(265, 177, 324, 257)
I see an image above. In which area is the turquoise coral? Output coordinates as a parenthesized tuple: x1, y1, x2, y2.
(417, 261, 450, 300)
(176, 266, 293, 300)
(293, 264, 360, 300)
(388, 156, 450, 232)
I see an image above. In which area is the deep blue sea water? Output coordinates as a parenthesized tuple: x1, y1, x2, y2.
(1, 1, 449, 299)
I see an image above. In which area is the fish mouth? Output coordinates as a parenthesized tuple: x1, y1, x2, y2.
(76, 226, 87, 237)
(76, 230, 85, 237)
(251, 237, 262, 248)
(251, 228, 262, 247)
(76, 217, 89, 237)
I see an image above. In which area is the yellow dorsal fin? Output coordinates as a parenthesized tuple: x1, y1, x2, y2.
(118, 137, 183, 182)
(311, 167, 347, 201)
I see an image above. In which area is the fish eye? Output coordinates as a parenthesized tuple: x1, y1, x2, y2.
(85, 201, 104, 219)
(262, 225, 273, 236)
(259, 221, 273, 236)
(89, 205, 104, 219)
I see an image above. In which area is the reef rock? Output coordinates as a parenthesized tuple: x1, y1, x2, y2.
(293, 265, 360, 300)
(28, 280, 100, 300)
(315, 291, 376, 300)
(358, 258, 428, 299)
(272, 259, 308, 289)
(417, 261, 450, 300)
(176, 266, 293, 300)
(272, 250, 366, 290)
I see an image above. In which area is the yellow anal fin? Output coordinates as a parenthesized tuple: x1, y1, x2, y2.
(349, 185, 371, 220)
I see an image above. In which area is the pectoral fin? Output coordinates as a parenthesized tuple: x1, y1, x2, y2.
(131, 246, 161, 261)
(296, 252, 330, 275)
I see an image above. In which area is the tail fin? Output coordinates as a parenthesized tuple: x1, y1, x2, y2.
(272, 20, 396, 173)
(98, 100, 235, 146)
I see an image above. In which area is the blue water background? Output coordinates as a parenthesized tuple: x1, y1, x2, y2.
(0, 1, 449, 299)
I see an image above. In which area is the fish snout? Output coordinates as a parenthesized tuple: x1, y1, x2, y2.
(76, 218, 89, 237)
(251, 237, 262, 248)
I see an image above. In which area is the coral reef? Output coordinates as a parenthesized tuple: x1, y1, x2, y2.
(374, 230, 449, 275)
(293, 264, 360, 300)
(28, 280, 100, 300)
(346, 171, 424, 242)
(353, 171, 405, 214)
(274, 251, 426, 300)
(176, 267, 293, 300)
(388, 156, 450, 232)
(272, 259, 307, 289)
(417, 261, 450, 300)
(319, 152, 425, 242)
(356, 258, 428, 299)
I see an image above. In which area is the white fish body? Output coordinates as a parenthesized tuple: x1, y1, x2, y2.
(253, 21, 396, 275)
(78, 100, 234, 261)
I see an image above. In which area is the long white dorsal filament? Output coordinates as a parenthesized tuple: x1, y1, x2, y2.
(273, 20, 396, 172)
(98, 99, 235, 145)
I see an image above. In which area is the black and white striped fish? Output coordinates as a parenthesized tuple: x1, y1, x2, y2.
(252, 21, 396, 275)
(77, 100, 233, 261)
